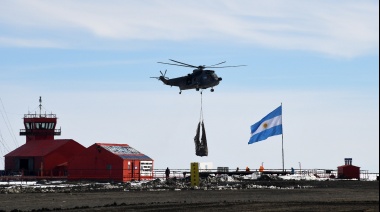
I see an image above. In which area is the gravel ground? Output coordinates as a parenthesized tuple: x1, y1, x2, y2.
(0, 179, 378, 211)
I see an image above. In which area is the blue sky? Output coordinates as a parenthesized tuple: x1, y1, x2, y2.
(0, 0, 379, 172)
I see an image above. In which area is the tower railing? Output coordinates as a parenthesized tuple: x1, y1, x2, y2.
(24, 113, 57, 118)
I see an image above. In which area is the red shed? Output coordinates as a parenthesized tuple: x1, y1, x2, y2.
(337, 158, 360, 180)
(68, 143, 154, 182)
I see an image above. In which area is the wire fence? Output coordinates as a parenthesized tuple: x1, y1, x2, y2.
(1, 168, 378, 182)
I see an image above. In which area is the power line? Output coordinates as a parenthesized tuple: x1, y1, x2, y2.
(0, 97, 19, 148)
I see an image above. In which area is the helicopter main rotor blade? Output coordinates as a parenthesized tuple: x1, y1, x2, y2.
(169, 59, 198, 68)
(209, 61, 226, 67)
(205, 65, 247, 68)
(157, 62, 195, 68)
(158, 59, 246, 70)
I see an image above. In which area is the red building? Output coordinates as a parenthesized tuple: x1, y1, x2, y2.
(68, 143, 154, 182)
(337, 158, 360, 180)
(5, 139, 85, 176)
(4, 97, 154, 182)
(4, 97, 85, 176)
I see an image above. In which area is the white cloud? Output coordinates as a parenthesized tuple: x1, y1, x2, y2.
(0, 0, 378, 57)
(0, 36, 67, 48)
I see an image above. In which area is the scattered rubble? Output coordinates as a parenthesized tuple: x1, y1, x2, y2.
(0, 173, 344, 194)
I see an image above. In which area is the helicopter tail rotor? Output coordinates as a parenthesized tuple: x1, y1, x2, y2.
(160, 70, 168, 79)
(150, 69, 169, 80)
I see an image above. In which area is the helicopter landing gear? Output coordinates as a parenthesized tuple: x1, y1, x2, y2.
(179, 90, 182, 94)
(211, 88, 214, 92)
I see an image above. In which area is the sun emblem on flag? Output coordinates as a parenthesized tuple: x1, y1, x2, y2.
(263, 122, 268, 129)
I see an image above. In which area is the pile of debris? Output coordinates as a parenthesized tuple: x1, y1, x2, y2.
(0, 173, 324, 194)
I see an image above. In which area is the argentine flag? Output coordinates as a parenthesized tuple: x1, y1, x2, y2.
(249, 105, 282, 144)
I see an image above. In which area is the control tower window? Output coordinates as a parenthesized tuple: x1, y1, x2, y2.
(35, 123, 45, 129)
(25, 122, 55, 129)
(48, 123, 55, 129)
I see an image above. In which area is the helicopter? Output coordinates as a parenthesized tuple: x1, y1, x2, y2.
(151, 59, 246, 94)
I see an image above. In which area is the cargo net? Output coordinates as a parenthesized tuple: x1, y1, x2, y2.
(194, 92, 208, 156)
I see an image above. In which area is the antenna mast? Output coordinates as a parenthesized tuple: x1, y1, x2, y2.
(39, 96, 42, 116)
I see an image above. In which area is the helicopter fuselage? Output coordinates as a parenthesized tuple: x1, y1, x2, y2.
(159, 70, 222, 91)
(153, 59, 244, 93)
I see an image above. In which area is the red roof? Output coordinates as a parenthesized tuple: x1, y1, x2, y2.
(5, 139, 77, 157)
(95, 143, 152, 161)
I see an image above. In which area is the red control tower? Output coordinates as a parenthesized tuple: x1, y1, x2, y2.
(19, 96, 61, 143)
(5, 97, 84, 176)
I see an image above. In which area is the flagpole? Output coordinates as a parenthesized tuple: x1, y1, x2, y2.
(281, 102, 284, 172)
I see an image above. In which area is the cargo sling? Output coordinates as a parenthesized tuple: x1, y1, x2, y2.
(194, 92, 208, 156)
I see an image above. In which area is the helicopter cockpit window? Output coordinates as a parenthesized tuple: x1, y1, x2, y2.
(211, 73, 218, 80)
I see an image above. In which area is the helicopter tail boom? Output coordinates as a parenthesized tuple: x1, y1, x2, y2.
(158, 75, 170, 85)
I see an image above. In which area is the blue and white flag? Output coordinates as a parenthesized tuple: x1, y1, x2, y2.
(248, 105, 282, 144)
